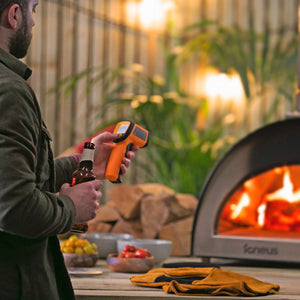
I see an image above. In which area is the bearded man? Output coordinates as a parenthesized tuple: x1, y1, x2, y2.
(0, 1, 138, 299)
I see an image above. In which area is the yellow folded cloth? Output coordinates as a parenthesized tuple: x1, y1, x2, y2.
(130, 267, 280, 296)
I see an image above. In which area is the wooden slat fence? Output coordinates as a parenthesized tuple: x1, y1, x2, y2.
(24, 0, 298, 165)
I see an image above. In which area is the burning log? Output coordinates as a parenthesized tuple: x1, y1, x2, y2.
(264, 200, 293, 231)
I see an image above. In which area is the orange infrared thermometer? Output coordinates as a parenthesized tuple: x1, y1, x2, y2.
(105, 120, 149, 183)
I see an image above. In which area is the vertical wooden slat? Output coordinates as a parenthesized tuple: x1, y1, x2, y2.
(71, 0, 80, 146)
(289, 0, 298, 114)
(54, 0, 64, 154)
(101, 0, 110, 123)
(216, 0, 224, 25)
(260, 0, 270, 122)
(147, 32, 156, 77)
(295, 0, 299, 31)
(116, 0, 127, 120)
(200, 0, 207, 21)
(102, 0, 110, 68)
(133, 0, 141, 64)
(86, 0, 96, 137)
(248, 0, 256, 74)
(278, 0, 285, 28)
(233, 0, 241, 26)
(118, 0, 126, 67)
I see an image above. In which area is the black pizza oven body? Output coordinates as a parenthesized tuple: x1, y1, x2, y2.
(192, 117, 300, 262)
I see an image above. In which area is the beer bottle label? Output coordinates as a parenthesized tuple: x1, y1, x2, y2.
(80, 148, 94, 162)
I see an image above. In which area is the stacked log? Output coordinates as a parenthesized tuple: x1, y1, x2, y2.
(87, 183, 198, 256)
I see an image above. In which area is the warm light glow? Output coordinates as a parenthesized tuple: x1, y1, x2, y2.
(194, 69, 245, 122)
(204, 72, 245, 106)
(230, 192, 250, 219)
(126, 0, 175, 30)
(266, 169, 300, 203)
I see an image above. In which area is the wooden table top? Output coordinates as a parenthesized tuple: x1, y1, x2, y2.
(71, 257, 300, 300)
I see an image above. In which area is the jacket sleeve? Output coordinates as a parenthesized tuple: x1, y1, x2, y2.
(0, 86, 75, 239)
(54, 156, 78, 192)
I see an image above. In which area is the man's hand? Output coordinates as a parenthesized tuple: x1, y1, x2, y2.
(59, 180, 102, 223)
(91, 131, 139, 180)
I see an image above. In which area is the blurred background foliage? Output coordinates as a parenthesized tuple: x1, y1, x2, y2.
(54, 16, 297, 197)
(180, 20, 297, 127)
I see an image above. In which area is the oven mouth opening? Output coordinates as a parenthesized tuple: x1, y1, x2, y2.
(218, 165, 300, 240)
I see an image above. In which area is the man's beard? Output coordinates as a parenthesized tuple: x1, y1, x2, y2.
(8, 18, 32, 59)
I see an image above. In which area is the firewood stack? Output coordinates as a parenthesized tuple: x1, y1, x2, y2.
(87, 183, 198, 256)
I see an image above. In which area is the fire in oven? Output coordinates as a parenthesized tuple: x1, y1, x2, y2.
(192, 117, 300, 263)
(220, 165, 300, 238)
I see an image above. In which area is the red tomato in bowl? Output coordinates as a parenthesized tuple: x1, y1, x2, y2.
(124, 252, 135, 258)
(118, 244, 151, 259)
(123, 244, 136, 253)
(133, 248, 148, 258)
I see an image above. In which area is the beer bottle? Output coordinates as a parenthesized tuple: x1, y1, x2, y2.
(71, 142, 96, 233)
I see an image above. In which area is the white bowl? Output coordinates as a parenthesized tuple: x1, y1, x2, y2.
(117, 239, 172, 265)
(84, 233, 134, 258)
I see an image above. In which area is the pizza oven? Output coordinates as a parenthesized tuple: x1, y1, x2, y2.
(192, 117, 300, 263)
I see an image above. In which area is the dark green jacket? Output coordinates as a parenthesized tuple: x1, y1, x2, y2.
(0, 48, 78, 299)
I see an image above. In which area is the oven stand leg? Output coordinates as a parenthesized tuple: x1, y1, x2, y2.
(201, 257, 211, 263)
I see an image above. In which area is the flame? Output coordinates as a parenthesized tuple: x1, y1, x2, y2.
(265, 169, 300, 203)
(230, 192, 250, 219)
(223, 166, 300, 232)
(257, 204, 266, 227)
